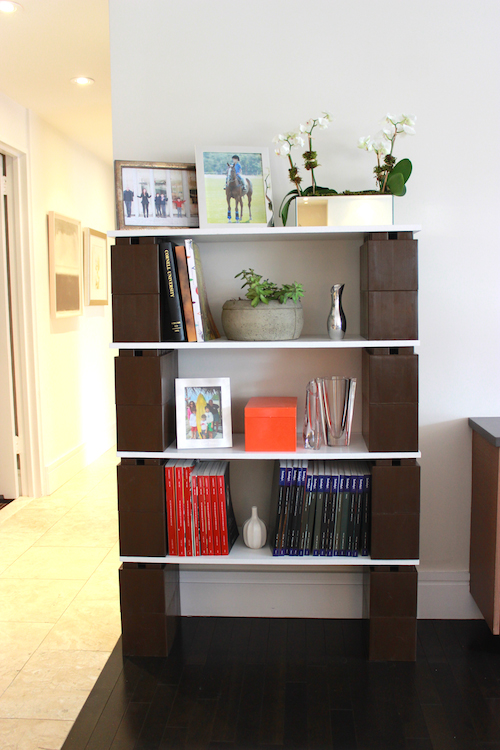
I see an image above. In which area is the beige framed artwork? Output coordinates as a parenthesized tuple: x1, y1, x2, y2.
(48, 211, 83, 318)
(84, 228, 108, 306)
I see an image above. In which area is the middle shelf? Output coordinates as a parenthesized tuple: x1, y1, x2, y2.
(117, 432, 421, 460)
(110, 335, 420, 350)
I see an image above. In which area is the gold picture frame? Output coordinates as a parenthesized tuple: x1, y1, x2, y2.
(84, 228, 108, 306)
(114, 160, 199, 230)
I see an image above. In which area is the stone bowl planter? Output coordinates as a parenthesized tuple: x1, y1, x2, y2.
(221, 299, 304, 341)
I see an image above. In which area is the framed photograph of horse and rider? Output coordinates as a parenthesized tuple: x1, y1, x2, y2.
(114, 160, 199, 230)
(195, 147, 274, 228)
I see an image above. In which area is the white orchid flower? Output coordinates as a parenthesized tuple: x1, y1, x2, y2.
(272, 133, 286, 144)
(402, 123, 416, 135)
(401, 114, 416, 127)
(292, 135, 305, 148)
(382, 128, 393, 141)
(385, 113, 401, 126)
(274, 142, 291, 158)
(357, 136, 372, 151)
(372, 140, 390, 156)
(317, 117, 330, 129)
(299, 123, 308, 133)
(322, 111, 333, 122)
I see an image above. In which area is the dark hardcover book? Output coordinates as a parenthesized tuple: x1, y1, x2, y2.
(271, 461, 287, 556)
(298, 463, 314, 555)
(351, 465, 365, 557)
(159, 241, 186, 341)
(290, 462, 307, 556)
(285, 463, 300, 554)
(346, 468, 358, 556)
(340, 464, 353, 556)
(278, 461, 294, 555)
(304, 462, 318, 555)
(334, 461, 347, 555)
(312, 461, 326, 556)
(174, 245, 197, 342)
(327, 462, 339, 556)
(360, 465, 372, 556)
(219, 461, 239, 553)
(320, 465, 332, 556)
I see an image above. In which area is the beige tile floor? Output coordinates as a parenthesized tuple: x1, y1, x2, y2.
(0, 448, 121, 750)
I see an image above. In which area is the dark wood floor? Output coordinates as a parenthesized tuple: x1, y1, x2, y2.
(62, 618, 500, 750)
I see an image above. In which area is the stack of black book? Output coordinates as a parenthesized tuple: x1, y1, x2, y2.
(270, 460, 371, 557)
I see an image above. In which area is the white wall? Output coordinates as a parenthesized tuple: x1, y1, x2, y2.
(0, 90, 116, 495)
(109, 0, 500, 618)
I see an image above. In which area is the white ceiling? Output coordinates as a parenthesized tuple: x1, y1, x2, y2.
(0, 0, 112, 164)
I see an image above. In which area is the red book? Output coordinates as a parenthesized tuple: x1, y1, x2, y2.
(165, 459, 178, 556)
(217, 461, 229, 555)
(183, 461, 195, 556)
(210, 463, 221, 555)
(175, 461, 186, 556)
(191, 467, 201, 556)
(192, 464, 208, 555)
(202, 465, 214, 555)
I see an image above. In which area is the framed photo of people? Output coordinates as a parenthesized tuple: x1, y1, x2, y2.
(175, 377, 232, 449)
(195, 147, 274, 229)
(114, 160, 199, 230)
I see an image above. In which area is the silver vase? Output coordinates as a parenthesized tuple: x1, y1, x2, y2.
(327, 284, 346, 340)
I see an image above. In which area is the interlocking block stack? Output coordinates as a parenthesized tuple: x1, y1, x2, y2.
(118, 459, 168, 557)
(119, 563, 180, 656)
(370, 459, 420, 560)
(360, 231, 418, 340)
(368, 566, 418, 661)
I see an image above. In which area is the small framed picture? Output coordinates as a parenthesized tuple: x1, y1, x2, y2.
(195, 146, 274, 228)
(48, 211, 83, 319)
(84, 228, 108, 305)
(114, 160, 199, 230)
(175, 377, 232, 449)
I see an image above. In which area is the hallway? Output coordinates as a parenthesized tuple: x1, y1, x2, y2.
(0, 448, 121, 749)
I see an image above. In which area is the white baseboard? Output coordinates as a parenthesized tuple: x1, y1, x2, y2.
(179, 568, 484, 620)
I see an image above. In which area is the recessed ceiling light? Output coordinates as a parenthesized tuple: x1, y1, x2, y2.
(70, 77, 95, 86)
(0, 1, 23, 12)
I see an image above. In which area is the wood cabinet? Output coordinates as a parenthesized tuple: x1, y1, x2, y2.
(110, 225, 421, 660)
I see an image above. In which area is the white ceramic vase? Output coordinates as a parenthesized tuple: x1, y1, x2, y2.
(242, 506, 267, 549)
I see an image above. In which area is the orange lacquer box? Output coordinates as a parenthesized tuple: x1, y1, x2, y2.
(244, 397, 297, 452)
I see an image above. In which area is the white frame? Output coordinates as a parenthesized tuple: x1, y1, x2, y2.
(48, 211, 83, 318)
(195, 146, 274, 229)
(84, 227, 108, 306)
(175, 377, 232, 449)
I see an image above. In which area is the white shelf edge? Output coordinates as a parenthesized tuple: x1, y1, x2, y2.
(117, 433, 421, 461)
(120, 552, 419, 567)
(110, 335, 420, 350)
(108, 224, 421, 241)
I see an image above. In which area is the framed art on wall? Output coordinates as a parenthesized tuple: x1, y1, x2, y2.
(195, 146, 274, 229)
(48, 211, 83, 318)
(84, 228, 108, 305)
(114, 160, 199, 230)
(175, 377, 232, 449)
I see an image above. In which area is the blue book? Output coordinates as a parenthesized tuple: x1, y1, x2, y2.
(272, 460, 287, 556)
(298, 464, 313, 555)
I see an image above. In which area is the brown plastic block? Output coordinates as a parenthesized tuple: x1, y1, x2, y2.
(112, 293, 161, 342)
(362, 350, 418, 405)
(119, 511, 167, 557)
(371, 514, 420, 560)
(116, 403, 173, 451)
(362, 398, 418, 452)
(360, 291, 418, 340)
(119, 563, 179, 614)
(115, 237, 134, 246)
(360, 239, 418, 291)
(137, 236, 168, 244)
(121, 613, 176, 657)
(369, 617, 417, 661)
(117, 460, 166, 514)
(115, 351, 177, 406)
(371, 463, 420, 514)
(111, 244, 160, 295)
(364, 231, 414, 242)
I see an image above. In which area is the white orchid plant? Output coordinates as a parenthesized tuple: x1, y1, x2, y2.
(273, 112, 337, 225)
(357, 113, 416, 196)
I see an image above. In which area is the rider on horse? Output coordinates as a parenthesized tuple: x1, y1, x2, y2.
(226, 155, 247, 194)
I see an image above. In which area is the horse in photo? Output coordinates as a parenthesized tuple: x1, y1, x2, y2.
(225, 162, 253, 223)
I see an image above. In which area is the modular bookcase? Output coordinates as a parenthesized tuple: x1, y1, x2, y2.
(109, 225, 421, 661)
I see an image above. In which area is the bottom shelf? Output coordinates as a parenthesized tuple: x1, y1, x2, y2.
(120, 535, 419, 567)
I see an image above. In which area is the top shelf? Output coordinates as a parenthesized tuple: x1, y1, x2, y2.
(108, 225, 421, 243)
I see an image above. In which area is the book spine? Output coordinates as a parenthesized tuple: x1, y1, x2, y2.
(327, 474, 339, 556)
(346, 474, 357, 556)
(165, 464, 177, 556)
(304, 465, 317, 555)
(175, 465, 185, 556)
(174, 245, 197, 342)
(203, 473, 214, 555)
(217, 467, 229, 555)
(184, 239, 204, 342)
(278, 464, 293, 555)
(334, 470, 345, 555)
(312, 471, 324, 556)
(320, 473, 332, 555)
(191, 473, 201, 556)
(197, 473, 208, 555)
(361, 471, 371, 556)
(272, 462, 287, 556)
(285, 464, 299, 554)
(291, 465, 306, 556)
(210, 471, 221, 555)
(352, 473, 364, 557)
(298, 465, 313, 555)
(159, 242, 186, 341)
(183, 464, 194, 556)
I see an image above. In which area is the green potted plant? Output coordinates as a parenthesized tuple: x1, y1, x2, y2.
(221, 269, 305, 341)
(274, 112, 415, 226)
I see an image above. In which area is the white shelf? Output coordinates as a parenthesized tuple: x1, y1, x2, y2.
(117, 432, 421, 461)
(108, 224, 421, 243)
(120, 535, 418, 567)
(110, 334, 419, 350)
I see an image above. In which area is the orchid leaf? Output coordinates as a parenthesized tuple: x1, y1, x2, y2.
(387, 171, 406, 196)
(391, 158, 412, 183)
